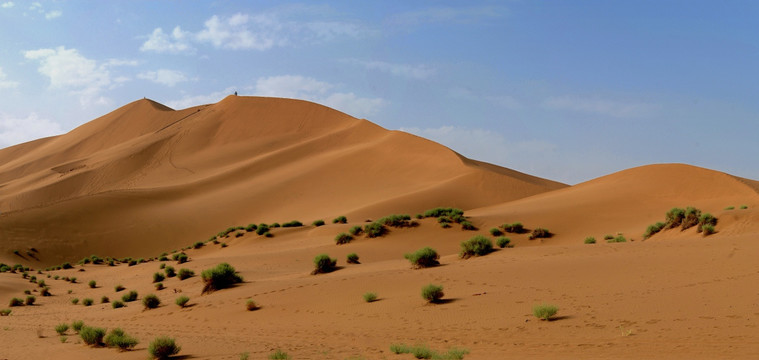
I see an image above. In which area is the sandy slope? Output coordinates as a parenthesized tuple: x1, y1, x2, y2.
(0, 96, 564, 266)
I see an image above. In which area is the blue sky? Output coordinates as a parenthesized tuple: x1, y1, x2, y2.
(0, 1, 756, 184)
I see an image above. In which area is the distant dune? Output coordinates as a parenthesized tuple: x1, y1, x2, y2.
(0, 96, 564, 265)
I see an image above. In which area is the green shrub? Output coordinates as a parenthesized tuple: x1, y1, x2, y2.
(246, 299, 258, 311)
(423, 208, 464, 219)
(115, 284, 125, 292)
(725, 206, 735, 210)
(268, 350, 290, 360)
(698, 213, 718, 232)
(201, 263, 243, 293)
(460, 221, 477, 230)
(112, 300, 124, 309)
(193, 241, 204, 249)
(70, 277, 77, 283)
(175, 253, 188, 264)
(404, 247, 440, 268)
(82, 298, 93, 306)
(377, 214, 414, 228)
(245, 224, 257, 232)
(153, 272, 165, 283)
(104, 328, 138, 351)
(312, 254, 337, 274)
(79, 326, 106, 346)
(665, 207, 685, 228)
(421, 284, 444, 303)
(0, 309, 10, 316)
(148, 336, 181, 359)
(24, 296, 35, 305)
(155, 282, 164, 290)
(335, 233, 353, 245)
(489, 228, 503, 236)
(460, 235, 493, 258)
(175, 295, 190, 308)
(643, 222, 666, 239)
(177, 268, 194, 280)
(740, 205, 748, 209)
(583, 237, 596, 244)
(532, 304, 559, 320)
(348, 225, 363, 236)
(41, 287, 51, 296)
(502, 222, 524, 233)
(256, 224, 270, 235)
(55, 323, 69, 335)
(71, 298, 79, 305)
(529, 228, 552, 239)
(101, 296, 109, 304)
(440, 222, 451, 229)
(390, 343, 410, 354)
(682, 206, 701, 230)
(363, 292, 377, 303)
(332, 216, 347, 224)
(143, 294, 160, 309)
(701, 224, 716, 236)
(71, 320, 84, 332)
(496, 236, 512, 248)
(165, 266, 176, 277)
(411, 345, 434, 359)
(363, 222, 387, 238)
(312, 219, 326, 227)
(122, 290, 138, 302)
(282, 220, 303, 228)
(235, 232, 245, 238)
(346, 253, 360, 264)
(607, 235, 626, 243)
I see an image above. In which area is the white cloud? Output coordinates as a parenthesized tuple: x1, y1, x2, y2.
(542, 95, 658, 118)
(1, 2, 14, 9)
(0, 67, 19, 89)
(29, 2, 40, 11)
(391, 6, 504, 26)
(0, 112, 63, 147)
(344, 59, 435, 79)
(196, 13, 280, 50)
(140, 26, 195, 54)
(44, 10, 60, 19)
(137, 69, 189, 87)
(23, 46, 134, 107)
(321, 92, 384, 117)
(164, 87, 236, 110)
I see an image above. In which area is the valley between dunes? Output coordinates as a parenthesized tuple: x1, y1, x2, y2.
(1, 97, 758, 359)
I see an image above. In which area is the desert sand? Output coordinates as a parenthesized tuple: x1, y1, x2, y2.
(1, 97, 758, 359)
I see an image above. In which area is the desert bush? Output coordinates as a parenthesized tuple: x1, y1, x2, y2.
(104, 328, 138, 351)
(421, 284, 444, 303)
(312, 254, 337, 274)
(101, 296, 109, 304)
(460, 235, 494, 258)
(115, 284, 125, 292)
(333, 216, 347, 224)
(502, 222, 524, 233)
(0, 309, 10, 316)
(363, 292, 377, 303)
(346, 253, 360, 264)
(312, 219, 326, 227)
(460, 221, 477, 230)
(529, 228, 552, 239)
(165, 266, 176, 278)
(24, 295, 35, 305)
(37, 280, 46, 288)
(155, 282, 164, 290)
(643, 222, 666, 239)
(423, 207, 464, 219)
(377, 214, 414, 228)
(440, 222, 451, 229)
(71, 298, 79, 305)
(235, 232, 245, 238)
(80, 326, 106, 346)
(82, 298, 93, 306)
(411, 345, 434, 359)
(607, 235, 626, 243)
(740, 204, 748, 209)
(268, 350, 290, 360)
(175, 295, 189, 308)
(71, 320, 84, 332)
(193, 241, 204, 249)
(175, 253, 188, 264)
(70, 277, 77, 283)
(725, 206, 735, 210)
(390, 343, 411, 354)
(256, 224, 270, 235)
(363, 222, 387, 238)
(246, 299, 258, 311)
(41, 287, 51, 296)
(177, 268, 194, 280)
(62, 262, 73, 269)
(532, 304, 559, 320)
(335, 233, 353, 245)
(404, 247, 440, 268)
(122, 290, 138, 302)
(245, 224, 257, 232)
(489, 228, 503, 236)
(55, 323, 69, 335)
(273, 222, 282, 228)
(665, 207, 686, 228)
(698, 213, 718, 232)
(112, 300, 124, 309)
(584, 237, 596, 244)
(496, 236, 512, 248)
(143, 294, 160, 309)
(701, 224, 716, 236)
(682, 206, 702, 230)
(148, 336, 181, 359)
(201, 263, 243, 293)
(348, 225, 363, 236)
(153, 272, 165, 283)
(282, 220, 303, 227)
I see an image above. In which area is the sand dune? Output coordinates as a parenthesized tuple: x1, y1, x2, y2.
(0, 96, 564, 265)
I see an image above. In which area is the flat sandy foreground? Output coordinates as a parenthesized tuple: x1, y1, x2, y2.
(2, 215, 758, 360)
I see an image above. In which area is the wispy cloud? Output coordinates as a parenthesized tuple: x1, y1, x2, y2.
(0, 112, 63, 147)
(44, 10, 60, 19)
(137, 69, 189, 87)
(343, 59, 436, 79)
(140, 26, 195, 54)
(542, 95, 659, 118)
(390, 6, 504, 26)
(1, 2, 14, 9)
(0, 67, 19, 89)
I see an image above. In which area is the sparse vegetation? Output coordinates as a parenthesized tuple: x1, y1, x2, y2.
(165, 266, 176, 278)
(312, 254, 337, 274)
(153, 272, 165, 283)
(79, 326, 106, 346)
(346, 253, 360, 264)
(193, 241, 204, 249)
(698, 213, 718, 233)
(201, 263, 243, 293)
(740, 205, 748, 209)
(143, 294, 160, 309)
(115, 284, 125, 292)
(489, 228, 503, 237)
(0, 309, 10, 316)
(363, 222, 387, 237)
(584, 236, 596, 244)
(643, 222, 666, 239)
(246, 299, 258, 311)
(268, 350, 290, 360)
(421, 284, 444, 303)
(423, 207, 464, 219)
(71, 320, 84, 333)
(71, 298, 79, 305)
(725, 206, 735, 210)
(682, 207, 701, 230)
(174, 253, 188, 264)
(665, 207, 686, 229)
(377, 214, 415, 228)
(8, 298, 22, 307)
(256, 224, 270, 235)
(25, 296, 36, 305)
(82, 298, 93, 306)
(607, 235, 626, 243)
(112, 300, 124, 309)
(312, 219, 326, 227)
(532, 304, 559, 320)
(155, 282, 164, 290)
(55, 323, 69, 335)
(363, 292, 377, 303)
(148, 336, 181, 359)
(348, 225, 363, 236)
(177, 268, 194, 280)
(460, 235, 494, 258)
(529, 227, 552, 240)
(404, 247, 440, 268)
(701, 224, 716, 236)
(496, 236, 512, 248)
(104, 328, 139, 351)
(333, 216, 347, 224)
(335, 232, 353, 245)
(101, 296, 109, 304)
(502, 222, 524, 233)
(282, 220, 303, 227)
(122, 290, 138, 302)
(175, 295, 190, 308)
(460, 221, 477, 230)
